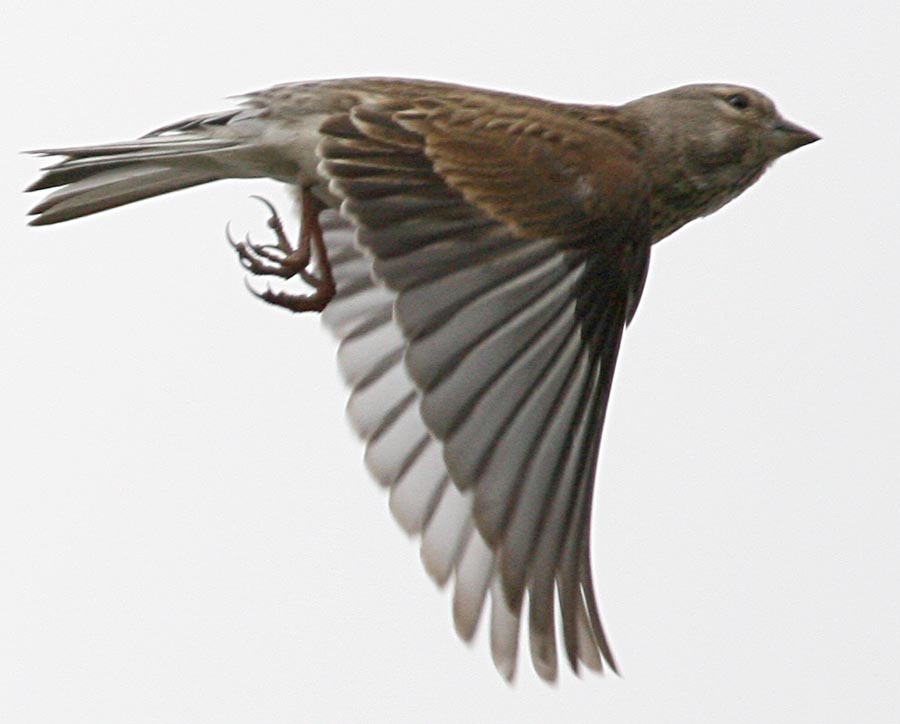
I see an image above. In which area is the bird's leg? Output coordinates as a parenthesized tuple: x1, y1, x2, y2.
(227, 187, 336, 313)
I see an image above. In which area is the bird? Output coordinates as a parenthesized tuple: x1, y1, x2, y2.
(25, 77, 819, 682)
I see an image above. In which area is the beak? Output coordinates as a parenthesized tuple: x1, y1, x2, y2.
(771, 118, 821, 155)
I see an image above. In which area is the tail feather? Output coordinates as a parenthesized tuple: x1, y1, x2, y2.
(28, 165, 221, 226)
(26, 137, 245, 226)
(27, 138, 240, 192)
(29, 135, 236, 161)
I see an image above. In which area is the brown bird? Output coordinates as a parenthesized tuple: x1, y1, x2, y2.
(26, 78, 818, 682)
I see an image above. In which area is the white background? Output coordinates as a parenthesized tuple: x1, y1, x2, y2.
(2, 1, 899, 722)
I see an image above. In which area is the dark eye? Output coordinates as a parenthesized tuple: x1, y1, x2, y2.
(726, 93, 751, 110)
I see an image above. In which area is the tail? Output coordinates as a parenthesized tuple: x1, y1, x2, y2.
(26, 111, 256, 226)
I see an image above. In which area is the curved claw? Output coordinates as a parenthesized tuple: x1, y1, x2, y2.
(225, 221, 238, 249)
(243, 275, 265, 299)
(248, 194, 291, 252)
(243, 278, 283, 306)
(249, 194, 279, 219)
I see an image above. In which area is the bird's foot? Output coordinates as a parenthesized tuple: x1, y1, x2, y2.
(227, 191, 335, 313)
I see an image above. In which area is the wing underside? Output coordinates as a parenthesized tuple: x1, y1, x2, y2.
(309, 92, 649, 679)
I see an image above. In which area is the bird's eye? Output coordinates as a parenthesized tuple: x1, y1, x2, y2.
(726, 93, 751, 110)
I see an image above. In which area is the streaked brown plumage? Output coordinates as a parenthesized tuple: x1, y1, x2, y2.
(25, 78, 818, 682)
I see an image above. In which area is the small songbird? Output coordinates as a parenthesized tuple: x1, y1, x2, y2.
(26, 78, 818, 682)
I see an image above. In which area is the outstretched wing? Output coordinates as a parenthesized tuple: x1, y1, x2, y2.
(315, 92, 652, 680)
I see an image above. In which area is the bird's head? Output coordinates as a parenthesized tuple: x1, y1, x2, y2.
(621, 83, 819, 239)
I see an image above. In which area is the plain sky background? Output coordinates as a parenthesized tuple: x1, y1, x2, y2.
(2, 1, 899, 723)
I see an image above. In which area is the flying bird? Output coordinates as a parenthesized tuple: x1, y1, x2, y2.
(26, 78, 819, 681)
